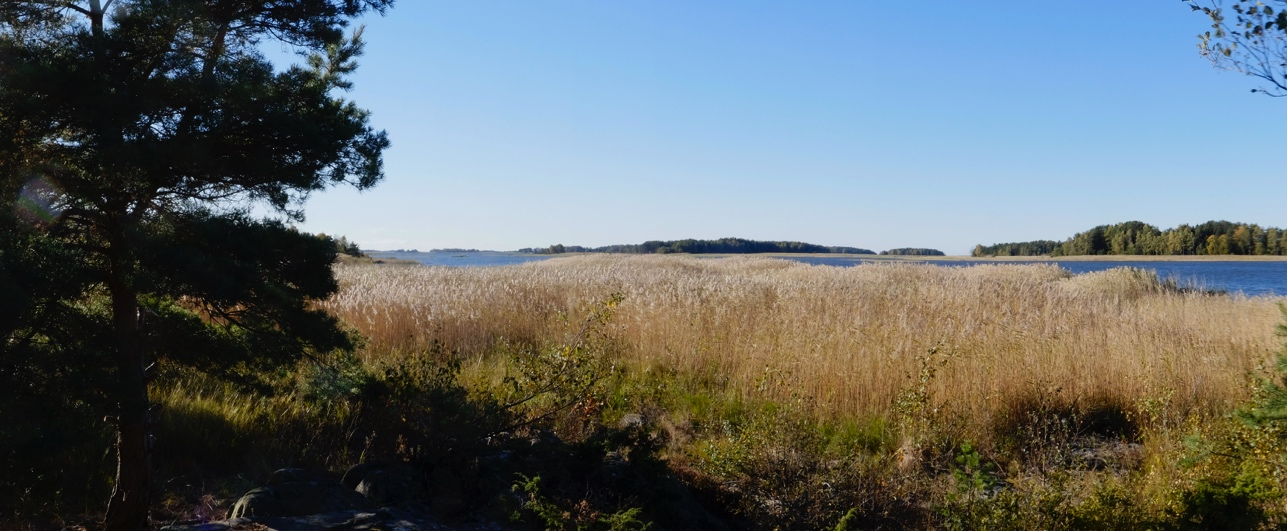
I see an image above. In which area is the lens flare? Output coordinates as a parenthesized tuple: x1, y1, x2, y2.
(15, 176, 64, 225)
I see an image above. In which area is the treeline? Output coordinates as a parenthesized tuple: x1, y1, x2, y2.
(318, 233, 365, 257)
(971, 240, 1062, 257)
(881, 248, 945, 256)
(973, 221, 1287, 257)
(518, 238, 876, 255)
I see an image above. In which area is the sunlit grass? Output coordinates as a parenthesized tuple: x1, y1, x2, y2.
(322, 255, 1282, 442)
(89, 255, 1287, 528)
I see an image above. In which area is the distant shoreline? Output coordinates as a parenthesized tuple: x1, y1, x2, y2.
(574, 253, 1287, 262)
(921, 254, 1287, 262)
(368, 250, 1287, 263)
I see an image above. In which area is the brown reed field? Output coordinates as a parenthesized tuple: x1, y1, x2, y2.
(322, 255, 1283, 438)
(20, 255, 1282, 529)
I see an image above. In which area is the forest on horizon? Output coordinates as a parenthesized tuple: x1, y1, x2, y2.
(518, 237, 882, 255)
(973, 220, 1287, 257)
(516, 238, 950, 256)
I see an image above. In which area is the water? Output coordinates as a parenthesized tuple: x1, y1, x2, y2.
(786, 257, 1287, 297)
(368, 250, 556, 268)
(370, 251, 1287, 297)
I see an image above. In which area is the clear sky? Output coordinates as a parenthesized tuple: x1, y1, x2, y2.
(278, 1, 1287, 255)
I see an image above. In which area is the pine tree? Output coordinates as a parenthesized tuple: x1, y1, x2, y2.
(0, 2, 391, 528)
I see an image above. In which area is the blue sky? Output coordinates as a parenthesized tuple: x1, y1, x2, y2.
(280, 1, 1287, 255)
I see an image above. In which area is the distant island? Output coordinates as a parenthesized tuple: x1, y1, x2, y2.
(517, 238, 883, 255)
(973, 221, 1287, 257)
(880, 248, 945, 256)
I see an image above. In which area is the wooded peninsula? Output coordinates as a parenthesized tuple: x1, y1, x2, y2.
(973, 220, 1287, 257)
(518, 237, 884, 255)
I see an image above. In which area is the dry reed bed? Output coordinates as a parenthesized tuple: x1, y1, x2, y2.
(322, 255, 1283, 425)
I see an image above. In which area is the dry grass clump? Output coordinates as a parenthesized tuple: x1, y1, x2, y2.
(322, 255, 1282, 434)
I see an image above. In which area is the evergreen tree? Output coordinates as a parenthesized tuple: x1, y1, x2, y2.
(0, 2, 391, 528)
(1241, 310, 1287, 426)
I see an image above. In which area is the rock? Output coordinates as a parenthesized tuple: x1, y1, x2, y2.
(265, 468, 319, 485)
(354, 463, 428, 506)
(227, 468, 369, 519)
(618, 413, 645, 430)
(1065, 438, 1146, 471)
(341, 462, 370, 490)
(427, 466, 466, 516)
(159, 522, 234, 531)
(171, 466, 524, 531)
(238, 510, 372, 531)
(163, 510, 377, 531)
(228, 485, 311, 519)
(526, 428, 560, 447)
(161, 507, 517, 530)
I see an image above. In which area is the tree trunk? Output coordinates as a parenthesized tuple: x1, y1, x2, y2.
(104, 255, 150, 531)
(89, 0, 105, 38)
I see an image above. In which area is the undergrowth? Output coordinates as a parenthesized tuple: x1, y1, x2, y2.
(8, 259, 1287, 530)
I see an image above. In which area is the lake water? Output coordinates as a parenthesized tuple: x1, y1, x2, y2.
(369, 251, 1287, 297)
(369, 250, 556, 268)
(787, 257, 1287, 297)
